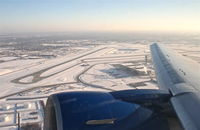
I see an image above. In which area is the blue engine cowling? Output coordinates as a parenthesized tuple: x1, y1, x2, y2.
(44, 90, 171, 130)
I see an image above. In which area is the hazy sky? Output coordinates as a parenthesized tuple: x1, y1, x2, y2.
(1, 0, 200, 33)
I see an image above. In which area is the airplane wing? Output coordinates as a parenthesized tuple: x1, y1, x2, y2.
(150, 43, 200, 130)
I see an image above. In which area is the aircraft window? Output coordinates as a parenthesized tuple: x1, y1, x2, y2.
(0, 0, 199, 130)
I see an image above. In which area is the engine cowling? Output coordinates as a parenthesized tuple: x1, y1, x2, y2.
(44, 90, 171, 130)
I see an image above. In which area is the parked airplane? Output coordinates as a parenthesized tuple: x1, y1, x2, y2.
(44, 43, 200, 130)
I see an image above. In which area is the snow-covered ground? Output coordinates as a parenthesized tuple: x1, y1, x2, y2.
(0, 39, 199, 129)
(0, 100, 44, 129)
(0, 43, 199, 100)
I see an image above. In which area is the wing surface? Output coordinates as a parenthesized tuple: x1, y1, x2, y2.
(150, 43, 200, 130)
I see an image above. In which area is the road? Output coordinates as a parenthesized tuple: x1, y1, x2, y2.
(11, 47, 107, 84)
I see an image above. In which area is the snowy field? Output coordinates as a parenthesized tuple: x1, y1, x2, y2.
(0, 43, 155, 99)
(0, 42, 199, 101)
(0, 33, 200, 129)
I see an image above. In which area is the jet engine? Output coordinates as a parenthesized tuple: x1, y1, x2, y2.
(44, 89, 178, 130)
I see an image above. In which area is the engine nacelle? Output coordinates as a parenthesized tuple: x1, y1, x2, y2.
(44, 90, 171, 130)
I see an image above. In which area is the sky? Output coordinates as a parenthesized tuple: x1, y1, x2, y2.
(0, 0, 200, 33)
